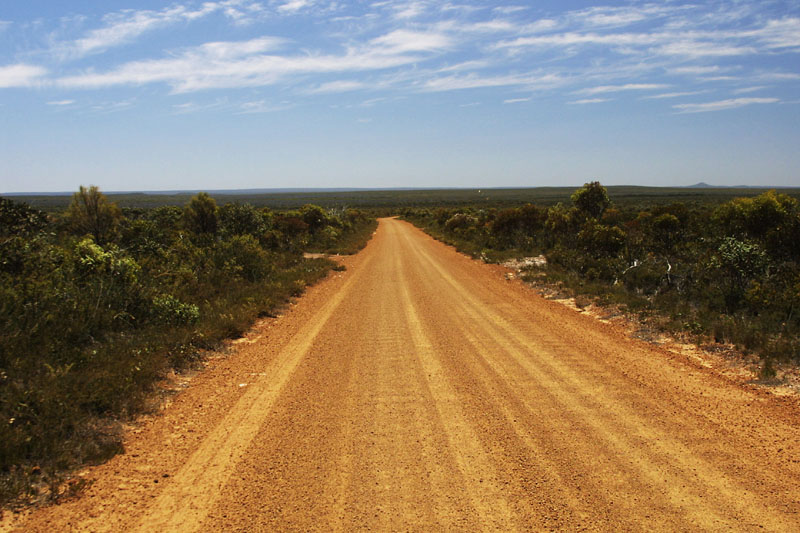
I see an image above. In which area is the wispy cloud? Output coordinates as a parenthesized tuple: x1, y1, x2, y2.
(674, 97, 779, 113)
(91, 99, 136, 113)
(277, 0, 314, 14)
(668, 65, 729, 76)
(56, 29, 450, 93)
(566, 5, 678, 29)
(390, 1, 429, 20)
(732, 86, 767, 94)
(307, 80, 367, 94)
(1, 0, 798, 113)
(756, 72, 800, 81)
(576, 83, 667, 96)
(423, 72, 563, 92)
(568, 98, 611, 105)
(370, 29, 452, 53)
(46, 99, 75, 106)
(172, 98, 231, 114)
(642, 90, 710, 100)
(55, 2, 267, 59)
(503, 97, 530, 104)
(655, 41, 756, 57)
(0, 64, 48, 88)
(237, 99, 292, 114)
(493, 6, 527, 15)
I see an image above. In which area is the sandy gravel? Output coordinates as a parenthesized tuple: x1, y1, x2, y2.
(7, 218, 800, 531)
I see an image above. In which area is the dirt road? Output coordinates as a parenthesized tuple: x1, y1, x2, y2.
(9, 218, 800, 531)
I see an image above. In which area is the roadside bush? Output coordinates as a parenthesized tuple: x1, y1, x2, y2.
(152, 295, 200, 326)
(214, 234, 274, 283)
(403, 186, 800, 371)
(219, 202, 266, 238)
(65, 186, 122, 245)
(184, 192, 218, 236)
(0, 192, 377, 508)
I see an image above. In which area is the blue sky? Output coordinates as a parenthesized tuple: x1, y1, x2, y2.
(1, 0, 799, 193)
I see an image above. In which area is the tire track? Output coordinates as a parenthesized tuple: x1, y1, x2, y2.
(11, 218, 800, 532)
(399, 222, 798, 531)
(135, 253, 372, 532)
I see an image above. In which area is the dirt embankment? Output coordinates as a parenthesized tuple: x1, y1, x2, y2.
(7, 218, 800, 531)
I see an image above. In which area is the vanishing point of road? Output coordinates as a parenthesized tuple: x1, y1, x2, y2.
(11, 218, 800, 531)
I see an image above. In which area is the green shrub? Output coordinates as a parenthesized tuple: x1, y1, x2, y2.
(152, 295, 199, 326)
(403, 183, 800, 371)
(0, 193, 377, 508)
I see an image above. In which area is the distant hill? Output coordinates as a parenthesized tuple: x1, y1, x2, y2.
(686, 182, 794, 189)
(3, 187, 380, 197)
(1, 187, 460, 197)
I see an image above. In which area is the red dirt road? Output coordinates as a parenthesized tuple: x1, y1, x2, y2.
(8, 218, 800, 531)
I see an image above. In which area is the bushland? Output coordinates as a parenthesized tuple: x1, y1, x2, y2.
(0, 189, 375, 507)
(403, 183, 800, 374)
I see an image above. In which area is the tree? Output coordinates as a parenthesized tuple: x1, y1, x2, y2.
(710, 237, 769, 311)
(571, 181, 611, 219)
(299, 204, 328, 234)
(219, 202, 265, 238)
(715, 190, 797, 239)
(65, 185, 121, 244)
(0, 197, 47, 237)
(184, 192, 218, 235)
(651, 213, 682, 254)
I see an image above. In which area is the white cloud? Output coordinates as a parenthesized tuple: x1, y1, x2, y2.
(572, 8, 646, 28)
(57, 2, 267, 59)
(436, 60, 491, 73)
(576, 83, 667, 96)
(47, 99, 76, 105)
(493, 6, 527, 15)
(732, 86, 767, 94)
(674, 97, 779, 113)
(172, 98, 230, 114)
(655, 41, 756, 57)
(494, 32, 661, 51)
(568, 5, 679, 29)
(4, 0, 798, 111)
(491, 7, 799, 64)
(237, 100, 291, 113)
(64, 6, 206, 58)
(756, 72, 800, 81)
(423, 72, 563, 92)
(445, 19, 520, 34)
(568, 98, 610, 104)
(0, 64, 48, 88)
(91, 99, 136, 113)
(503, 97, 530, 104)
(307, 80, 366, 93)
(391, 1, 429, 20)
(277, 0, 313, 14)
(359, 97, 388, 107)
(641, 90, 709, 100)
(668, 65, 727, 76)
(370, 29, 451, 53)
(197, 37, 285, 59)
(748, 17, 800, 50)
(57, 32, 445, 92)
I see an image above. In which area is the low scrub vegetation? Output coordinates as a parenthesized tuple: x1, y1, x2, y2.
(0, 188, 375, 507)
(403, 183, 800, 373)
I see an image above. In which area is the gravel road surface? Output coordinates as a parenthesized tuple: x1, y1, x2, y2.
(9, 218, 800, 531)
